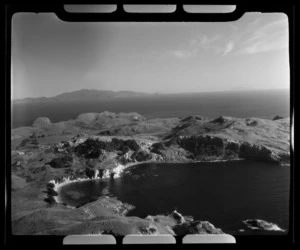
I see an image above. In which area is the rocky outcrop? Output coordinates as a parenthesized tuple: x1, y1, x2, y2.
(139, 224, 159, 235)
(145, 211, 224, 236)
(171, 210, 186, 224)
(173, 221, 224, 235)
(131, 150, 153, 162)
(181, 115, 204, 122)
(242, 219, 285, 232)
(273, 115, 284, 121)
(246, 118, 258, 126)
(210, 116, 232, 124)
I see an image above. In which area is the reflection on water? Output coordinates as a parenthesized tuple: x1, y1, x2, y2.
(59, 161, 290, 235)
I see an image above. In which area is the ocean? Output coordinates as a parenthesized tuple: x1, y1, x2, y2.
(11, 89, 290, 128)
(59, 160, 290, 235)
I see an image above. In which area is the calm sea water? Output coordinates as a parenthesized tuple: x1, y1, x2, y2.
(11, 89, 290, 128)
(59, 160, 290, 235)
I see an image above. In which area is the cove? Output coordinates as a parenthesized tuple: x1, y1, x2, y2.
(59, 160, 290, 234)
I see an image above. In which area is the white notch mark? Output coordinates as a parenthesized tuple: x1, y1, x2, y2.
(183, 234, 236, 244)
(64, 5, 117, 13)
(183, 5, 236, 13)
(123, 235, 176, 244)
(124, 5, 176, 13)
(63, 235, 116, 245)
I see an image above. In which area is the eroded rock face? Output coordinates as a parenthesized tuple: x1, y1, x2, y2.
(176, 135, 286, 163)
(239, 142, 279, 162)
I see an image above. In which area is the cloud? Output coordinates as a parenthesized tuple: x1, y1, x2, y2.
(195, 34, 221, 49)
(235, 18, 288, 55)
(169, 34, 232, 59)
(194, 34, 236, 56)
(222, 41, 234, 56)
(169, 50, 195, 59)
(168, 15, 288, 59)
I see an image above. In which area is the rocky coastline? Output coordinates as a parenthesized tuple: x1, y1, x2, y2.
(11, 112, 290, 235)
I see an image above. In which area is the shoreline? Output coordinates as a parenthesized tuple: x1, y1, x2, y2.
(49, 157, 284, 206)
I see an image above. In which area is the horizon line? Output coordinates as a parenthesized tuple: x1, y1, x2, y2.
(12, 87, 290, 101)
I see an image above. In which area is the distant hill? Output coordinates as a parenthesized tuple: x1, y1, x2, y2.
(13, 89, 149, 104)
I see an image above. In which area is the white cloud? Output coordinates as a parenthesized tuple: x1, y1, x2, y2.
(196, 34, 220, 49)
(169, 50, 195, 59)
(169, 15, 288, 59)
(236, 18, 288, 55)
(222, 41, 234, 56)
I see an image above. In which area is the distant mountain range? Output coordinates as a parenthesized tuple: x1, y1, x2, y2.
(13, 89, 150, 104)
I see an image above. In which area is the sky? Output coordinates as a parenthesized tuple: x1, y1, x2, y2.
(11, 11, 290, 99)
